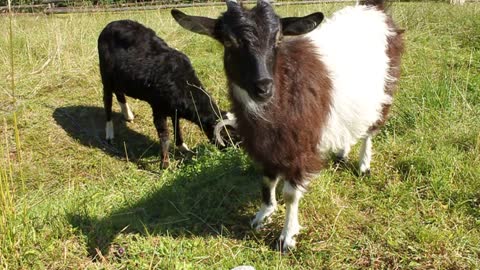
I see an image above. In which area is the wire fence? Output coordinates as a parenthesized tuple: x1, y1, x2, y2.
(1, 0, 351, 14)
(0, 0, 477, 14)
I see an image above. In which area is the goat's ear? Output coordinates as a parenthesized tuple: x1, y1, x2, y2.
(171, 9, 218, 37)
(281, 12, 324, 36)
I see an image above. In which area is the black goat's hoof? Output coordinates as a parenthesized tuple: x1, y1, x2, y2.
(161, 159, 170, 169)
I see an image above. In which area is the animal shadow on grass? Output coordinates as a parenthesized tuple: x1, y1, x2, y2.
(67, 149, 264, 259)
(53, 105, 192, 171)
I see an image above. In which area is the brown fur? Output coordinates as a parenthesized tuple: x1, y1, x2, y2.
(369, 16, 404, 133)
(230, 38, 333, 186)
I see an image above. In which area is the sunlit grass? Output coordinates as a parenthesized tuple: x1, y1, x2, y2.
(0, 2, 479, 269)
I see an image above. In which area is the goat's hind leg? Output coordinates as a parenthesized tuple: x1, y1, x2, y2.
(251, 176, 280, 231)
(359, 133, 373, 175)
(115, 93, 134, 122)
(153, 108, 170, 168)
(335, 144, 351, 164)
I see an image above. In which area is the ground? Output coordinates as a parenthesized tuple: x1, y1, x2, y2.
(0, 2, 479, 269)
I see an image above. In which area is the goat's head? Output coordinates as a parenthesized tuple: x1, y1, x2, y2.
(172, 1, 324, 107)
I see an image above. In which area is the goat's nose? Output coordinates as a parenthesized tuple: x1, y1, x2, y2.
(254, 78, 273, 98)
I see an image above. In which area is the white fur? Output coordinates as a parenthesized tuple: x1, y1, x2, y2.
(161, 139, 170, 150)
(231, 83, 267, 119)
(336, 144, 351, 161)
(213, 112, 237, 147)
(304, 6, 394, 155)
(359, 134, 372, 173)
(118, 101, 134, 121)
(251, 177, 280, 230)
(105, 120, 114, 140)
(280, 182, 303, 251)
(226, 112, 236, 121)
(177, 142, 191, 152)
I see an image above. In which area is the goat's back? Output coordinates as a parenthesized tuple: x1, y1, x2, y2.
(97, 20, 202, 107)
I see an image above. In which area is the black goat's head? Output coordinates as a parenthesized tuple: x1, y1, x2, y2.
(172, 1, 324, 106)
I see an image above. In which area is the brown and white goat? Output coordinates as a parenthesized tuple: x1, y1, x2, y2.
(172, 0, 404, 251)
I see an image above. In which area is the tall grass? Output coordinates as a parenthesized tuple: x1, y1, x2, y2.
(0, 113, 28, 268)
(0, 0, 27, 267)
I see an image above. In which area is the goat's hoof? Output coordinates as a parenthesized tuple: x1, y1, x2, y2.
(106, 138, 114, 145)
(251, 217, 271, 231)
(277, 235, 296, 254)
(177, 143, 194, 154)
(359, 168, 371, 176)
(161, 159, 170, 169)
(334, 156, 348, 165)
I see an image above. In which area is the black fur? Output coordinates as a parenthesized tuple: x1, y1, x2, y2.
(358, 0, 386, 9)
(172, 5, 323, 104)
(98, 20, 230, 166)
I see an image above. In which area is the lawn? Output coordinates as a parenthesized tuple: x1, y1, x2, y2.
(1, 1, 479, 269)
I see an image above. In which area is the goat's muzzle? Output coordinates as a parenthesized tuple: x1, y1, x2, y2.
(253, 78, 273, 102)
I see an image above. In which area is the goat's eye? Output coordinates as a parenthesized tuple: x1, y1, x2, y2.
(224, 40, 233, 48)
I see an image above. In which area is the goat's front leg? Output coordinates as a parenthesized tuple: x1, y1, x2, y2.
(251, 176, 280, 230)
(359, 133, 373, 175)
(103, 88, 114, 143)
(171, 116, 192, 154)
(153, 109, 170, 169)
(279, 181, 304, 252)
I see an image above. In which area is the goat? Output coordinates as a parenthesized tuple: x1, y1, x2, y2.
(98, 20, 236, 168)
(172, 0, 404, 252)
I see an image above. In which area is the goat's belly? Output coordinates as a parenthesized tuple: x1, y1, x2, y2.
(317, 90, 390, 154)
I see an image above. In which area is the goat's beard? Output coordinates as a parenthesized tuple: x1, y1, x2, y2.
(230, 82, 273, 121)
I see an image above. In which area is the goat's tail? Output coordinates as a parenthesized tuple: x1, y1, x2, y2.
(357, 0, 385, 9)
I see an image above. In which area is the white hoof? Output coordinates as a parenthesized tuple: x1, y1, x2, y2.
(177, 143, 194, 153)
(279, 222, 301, 253)
(251, 204, 276, 231)
(278, 234, 296, 253)
(359, 163, 371, 175)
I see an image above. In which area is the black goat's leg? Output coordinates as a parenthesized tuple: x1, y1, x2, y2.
(171, 115, 192, 153)
(103, 86, 114, 143)
(152, 109, 170, 168)
(115, 92, 134, 122)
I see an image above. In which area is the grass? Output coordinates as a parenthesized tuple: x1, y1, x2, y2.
(0, 2, 479, 269)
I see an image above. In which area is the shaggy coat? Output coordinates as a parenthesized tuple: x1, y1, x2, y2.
(233, 38, 332, 182)
(98, 20, 233, 167)
(172, 0, 404, 251)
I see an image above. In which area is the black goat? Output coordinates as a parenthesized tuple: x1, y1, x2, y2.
(98, 20, 235, 167)
(173, 0, 403, 251)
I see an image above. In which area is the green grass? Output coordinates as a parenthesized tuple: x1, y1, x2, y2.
(1, 2, 479, 269)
